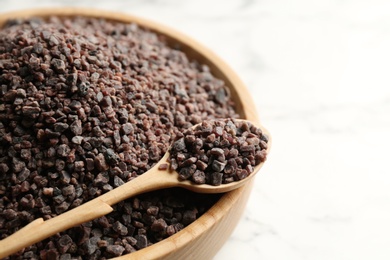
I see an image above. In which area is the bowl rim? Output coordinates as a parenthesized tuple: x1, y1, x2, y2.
(0, 8, 260, 259)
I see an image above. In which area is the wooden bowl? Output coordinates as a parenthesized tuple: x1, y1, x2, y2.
(0, 8, 261, 259)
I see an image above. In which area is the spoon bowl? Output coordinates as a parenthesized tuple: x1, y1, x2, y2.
(0, 119, 270, 258)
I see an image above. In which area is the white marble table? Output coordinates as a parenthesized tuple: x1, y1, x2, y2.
(2, 0, 390, 259)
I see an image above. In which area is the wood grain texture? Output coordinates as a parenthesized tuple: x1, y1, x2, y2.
(0, 8, 263, 259)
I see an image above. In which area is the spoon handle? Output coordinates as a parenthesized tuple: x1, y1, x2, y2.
(0, 157, 174, 258)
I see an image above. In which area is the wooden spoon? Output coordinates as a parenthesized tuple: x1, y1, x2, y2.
(0, 119, 270, 258)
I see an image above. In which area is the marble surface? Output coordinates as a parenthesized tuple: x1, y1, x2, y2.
(2, 0, 390, 259)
